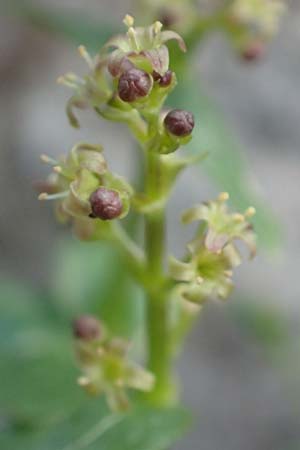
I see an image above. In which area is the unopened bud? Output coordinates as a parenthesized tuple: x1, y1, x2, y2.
(241, 41, 265, 62)
(159, 9, 179, 28)
(73, 315, 102, 340)
(164, 109, 194, 137)
(118, 68, 152, 102)
(153, 70, 173, 87)
(89, 187, 123, 220)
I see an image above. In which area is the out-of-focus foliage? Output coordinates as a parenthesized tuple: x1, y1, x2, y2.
(0, 275, 190, 450)
(51, 240, 144, 337)
(2, 0, 117, 50)
(230, 299, 289, 349)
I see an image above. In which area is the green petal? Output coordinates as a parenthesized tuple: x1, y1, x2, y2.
(169, 256, 195, 282)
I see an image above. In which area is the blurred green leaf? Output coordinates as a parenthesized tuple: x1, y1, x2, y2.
(0, 280, 188, 450)
(30, 402, 190, 450)
(51, 239, 144, 338)
(0, 280, 86, 423)
(230, 299, 288, 347)
(170, 74, 282, 251)
(3, 0, 116, 52)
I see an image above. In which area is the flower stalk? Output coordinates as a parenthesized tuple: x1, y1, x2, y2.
(144, 150, 175, 405)
(36, 13, 261, 413)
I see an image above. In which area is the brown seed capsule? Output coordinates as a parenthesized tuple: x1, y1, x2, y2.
(153, 70, 173, 87)
(89, 187, 123, 220)
(118, 68, 152, 102)
(73, 315, 102, 340)
(164, 109, 195, 137)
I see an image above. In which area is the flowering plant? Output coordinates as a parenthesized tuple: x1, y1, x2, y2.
(33, 1, 286, 447)
(38, 15, 257, 411)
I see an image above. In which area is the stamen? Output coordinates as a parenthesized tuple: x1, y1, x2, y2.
(57, 73, 83, 88)
(127, 27, 139, 51)
(38, 191, 69, 201)
(78, 45, 94, 69)
(40, 154, 58, 165)
(77, 376, 90, 387)
(52, 165, 73, 180)
(224, 270, 233, 277)
(53, 166, 63, 174)
(123, 14, 134, 28)
(245, 206, 256, 218)
(218, 192, 229, 202)
(196, 276, 204, 285)
(233, 213, 245, 223)
(154, 21, 163, 34)
(38, 193, 49, 201)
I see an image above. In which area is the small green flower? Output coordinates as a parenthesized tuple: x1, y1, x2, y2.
(38, 143, 132, 238)
(104, 15, 186, 78)
(182, 192, 256, 257)
(73, 316, 154, 412)
(170, 244, 234, 304)
(230, 0, 286, 37)
(169, 193, 256, 304)
(58, 46, 112, 128)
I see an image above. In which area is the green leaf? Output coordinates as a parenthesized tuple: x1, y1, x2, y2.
(0, 280, 86, 423)
(0, 280, 188, 450)
(230, 298, 289, 348)
(30, 403, 190, 450)
(170, 75, 282, 251)
(51, 239, 144, 338)
(3, 0, 116, 52)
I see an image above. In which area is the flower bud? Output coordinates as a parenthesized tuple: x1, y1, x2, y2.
(159, 9, 179, 28)
(118, 68, 152, 102)
(164, 109, 194, 137)
(153, 70, 173, 87)
(89, 187, 123, 220)
(73, 315, 102, 340)
(241, 41, 265, 62)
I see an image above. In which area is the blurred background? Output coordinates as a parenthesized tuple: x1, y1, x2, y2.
(1, 1, 300, 449)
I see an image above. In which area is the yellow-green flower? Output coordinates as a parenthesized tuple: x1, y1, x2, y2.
(182, 192, 256, 257)
(104, 15, 186, 78)
(169, 193, 256, 304)
(73, 316, 154, 412)
(38, 143, 132, 239)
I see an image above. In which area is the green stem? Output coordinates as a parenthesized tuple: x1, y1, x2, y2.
(111, 221, 146, 279)
(144, 151, 176, 406)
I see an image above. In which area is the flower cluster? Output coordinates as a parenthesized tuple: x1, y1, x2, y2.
(39, 17, 195, 238)
(228, 0, 286, 59)
(37, 15, 257, 411)
(230, 0, 286, 37)
(136, 0, 286, 62)
(170, 193, 256, 304)
(73, 316, 154, 411)
(38, 143, 132, 240)
(58, 15, 186, 132)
